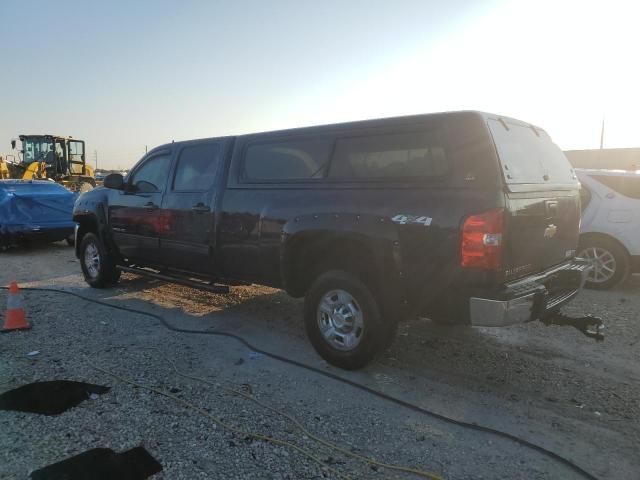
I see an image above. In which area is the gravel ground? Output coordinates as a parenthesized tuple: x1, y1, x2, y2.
(0, 242, 639, 479)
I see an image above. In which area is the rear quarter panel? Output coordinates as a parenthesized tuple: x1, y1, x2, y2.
(220, 184, 504, 298)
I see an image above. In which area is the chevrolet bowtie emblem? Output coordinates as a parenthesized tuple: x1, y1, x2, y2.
(544, 224, 557, 238)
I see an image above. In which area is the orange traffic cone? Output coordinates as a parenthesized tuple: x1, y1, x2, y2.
(2, 282, 31, 332)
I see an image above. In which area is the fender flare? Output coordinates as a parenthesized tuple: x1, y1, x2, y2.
(73, 201, 115, 258)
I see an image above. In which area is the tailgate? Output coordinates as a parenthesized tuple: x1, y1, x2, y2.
(486, 116, 581, 281)
(503, 190, 580, 280)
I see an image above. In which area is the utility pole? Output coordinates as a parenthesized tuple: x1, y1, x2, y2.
(145, 145, 148, 154)
(93, 150, 98, 171)
(599, 117, 605, 150)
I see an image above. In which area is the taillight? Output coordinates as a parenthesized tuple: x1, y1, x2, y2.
(460, 209, 504, 270)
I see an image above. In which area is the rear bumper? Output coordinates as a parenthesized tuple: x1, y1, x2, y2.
(469, 259, 591, 327)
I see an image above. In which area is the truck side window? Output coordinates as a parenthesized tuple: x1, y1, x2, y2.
(243, 138, 333, 181)
(173, 143, 220, 191)
(328, 130, 448, 179)
(130, 154, 171, 193)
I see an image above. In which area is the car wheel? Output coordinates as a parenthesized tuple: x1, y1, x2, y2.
(579, 238, 629, 290)
(79, 232, 120, 288)
(304, 270, 391, 370)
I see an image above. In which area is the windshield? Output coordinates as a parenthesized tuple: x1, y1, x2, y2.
(23, 138, 55, 165)
(488, 119, 578, 185)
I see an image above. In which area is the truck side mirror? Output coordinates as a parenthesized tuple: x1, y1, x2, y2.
(104, 173, 125, 190)
(10, 139, 16, 150)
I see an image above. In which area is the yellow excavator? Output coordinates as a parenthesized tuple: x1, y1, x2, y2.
(0, 135, 95, 192)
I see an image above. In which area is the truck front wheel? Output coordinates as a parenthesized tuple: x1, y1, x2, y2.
(79, 232, 120, 288)
(304, 270, 390, 370)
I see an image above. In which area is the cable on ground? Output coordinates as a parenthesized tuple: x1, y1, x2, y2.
(147, 346, 442, 479)
(90, 363, 351, 480)
(0, 286, 600, 480)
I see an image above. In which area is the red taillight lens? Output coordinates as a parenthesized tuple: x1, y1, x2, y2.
(460, 209, 504, 270)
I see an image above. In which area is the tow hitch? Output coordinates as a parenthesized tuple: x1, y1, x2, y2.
(541, 311, 604, 341)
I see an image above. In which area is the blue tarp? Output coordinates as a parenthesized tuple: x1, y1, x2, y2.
(0, 180, 76, 242)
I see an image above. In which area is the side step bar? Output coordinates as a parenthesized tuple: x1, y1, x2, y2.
(117, 266, 230, 294)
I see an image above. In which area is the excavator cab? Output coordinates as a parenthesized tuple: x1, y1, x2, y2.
(11, 135, 95, 191)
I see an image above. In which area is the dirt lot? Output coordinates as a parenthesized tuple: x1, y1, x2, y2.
(1, 242, 639, 479)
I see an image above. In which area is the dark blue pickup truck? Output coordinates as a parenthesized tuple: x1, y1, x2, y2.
(73, 111, 589, 369)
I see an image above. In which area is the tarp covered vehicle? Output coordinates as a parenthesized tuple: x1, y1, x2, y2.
(0, 180, 76, 249)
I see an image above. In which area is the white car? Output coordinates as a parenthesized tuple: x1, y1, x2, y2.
(576, 168, 640, 289)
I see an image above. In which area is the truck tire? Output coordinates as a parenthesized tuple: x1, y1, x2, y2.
(304, 270, 391, 370)
(579, 237, 629, 290)
(79, 232, 120, 288)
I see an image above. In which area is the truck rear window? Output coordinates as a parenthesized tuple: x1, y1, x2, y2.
(488, 119, 576, 185)
(173, 143, 221, 191)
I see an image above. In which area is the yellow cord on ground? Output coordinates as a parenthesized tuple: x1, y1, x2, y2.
(93, 345, 443, 479)
(91, 364, 351, 480)
(157, 352, 442, 480)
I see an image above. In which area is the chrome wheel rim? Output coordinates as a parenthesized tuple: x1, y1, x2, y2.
(580, 247, 616, 284)
(84, 242, 101, 279)
(316, 289, 364, 351)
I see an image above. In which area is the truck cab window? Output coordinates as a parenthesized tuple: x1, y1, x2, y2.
(173, 143, 220, 191)
(130, 154, 170, 193)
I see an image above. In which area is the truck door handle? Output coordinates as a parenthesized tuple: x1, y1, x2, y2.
(144, 202, 159, 210)
(191, 203, 210, 213)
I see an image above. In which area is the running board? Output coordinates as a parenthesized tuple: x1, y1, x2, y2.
(117, 266, 230, 294)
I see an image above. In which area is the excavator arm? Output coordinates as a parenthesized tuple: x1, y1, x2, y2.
(19, 162, 47, 180)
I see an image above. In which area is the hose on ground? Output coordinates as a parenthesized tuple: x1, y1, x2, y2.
(0, 286, 600, 480)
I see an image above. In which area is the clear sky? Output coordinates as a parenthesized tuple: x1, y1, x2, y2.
(1, 0, 638, 169)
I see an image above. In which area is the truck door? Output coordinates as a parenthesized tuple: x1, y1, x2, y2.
(109, 151, 172, 265)
(159, 140, 222, 274)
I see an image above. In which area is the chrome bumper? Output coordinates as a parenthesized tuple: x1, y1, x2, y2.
(469, 260, 591, 327)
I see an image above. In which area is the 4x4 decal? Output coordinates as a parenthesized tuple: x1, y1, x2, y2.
(391, 214, 432, 226)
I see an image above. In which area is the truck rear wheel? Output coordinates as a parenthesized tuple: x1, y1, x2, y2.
(79, 233, 120, 288)
(304, 270, 391, 370)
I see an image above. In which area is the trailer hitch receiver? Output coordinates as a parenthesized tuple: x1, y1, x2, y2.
(541, 311, 604, 341)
